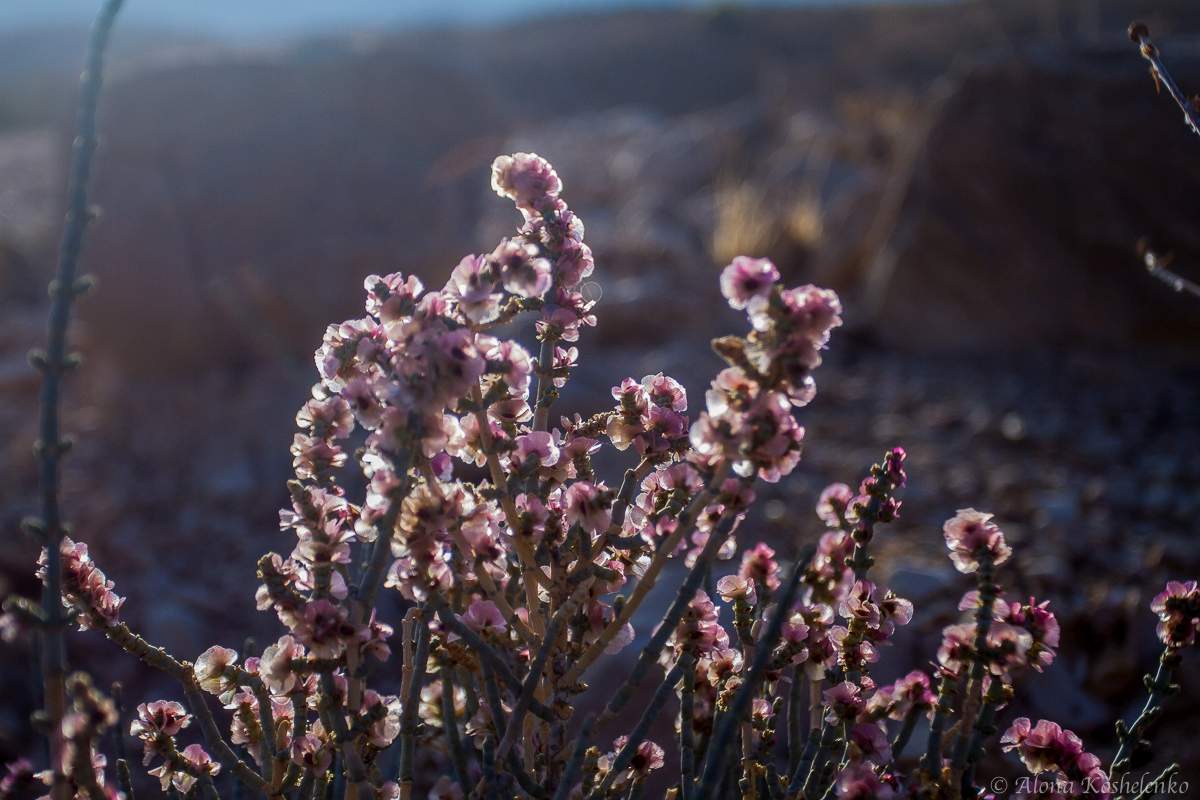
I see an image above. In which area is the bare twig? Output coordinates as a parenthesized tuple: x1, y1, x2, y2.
(1129, 22, 1200, 138)
(1138, 242, 1200, 300)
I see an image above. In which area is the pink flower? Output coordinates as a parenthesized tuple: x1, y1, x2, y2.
(1000, 717, 1102, 785)
(716, 574, 756, 604)
(293, 600, 352, 658)
(193, 646, 239, 698)
(835, 763, 896, 799)
(738, 543, 781, 593)
(291, 733, 332, 773)
(720, 256, 779, 309)
(491, 153, 562, 213)
(461, 599, 507, 635)
(999, 597, 1060, 671)
(563, 481, 613, 534)
(823, 681, 865, 723)
(943, 508, 1012, 573)
(671, 591, 729, 655)
(0, 760, 34, 798)
(364, 271, 423, 323)
(490, 238, 551, 299)
(445, 254, 501, 324)
(609, 736, 665, 776)
(38, 538, 125, 630)
(149, 743, 219, 793)
(555, 240, 594, 288)
(1151, 580, 1200, 648)
(487, 339, 533, 396)
(130, 701, 192, 765)
(817, 482, 855, 527)
(295, 389, 355, 439)
(867, 671, 934, 721)
(850, 722, 893, 764)
(260, 635, 305, 694)
(512, 431, 560, 470)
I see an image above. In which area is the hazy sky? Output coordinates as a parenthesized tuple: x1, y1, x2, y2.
(0, 0, 887, 38)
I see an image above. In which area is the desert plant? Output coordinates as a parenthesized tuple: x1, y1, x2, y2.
(3, 4, 1199, 800)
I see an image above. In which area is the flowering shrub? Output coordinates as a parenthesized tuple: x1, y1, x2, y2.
(4, 6, 1199, 800)
(7, 148, 1197, 800)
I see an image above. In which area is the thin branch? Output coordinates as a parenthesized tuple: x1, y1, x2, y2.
(1139, 242, 1200, 300)
(598, 504, 741, 721)
(1129, 22, 1200, 138)
(35, 3, 125, 797)
(430, 597, 555, 722)
(398, 609, 431, 800)
(590, 658, 688, 799)
(495, 588, 576, 761)
(551, 716, 594, 800)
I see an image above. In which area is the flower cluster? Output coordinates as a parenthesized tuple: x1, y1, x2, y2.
(1001, 718, 1108, 795)
(1151, 580, 1200, 648)
(37, 538, 125, 631)
(9, 153, 1198, 800)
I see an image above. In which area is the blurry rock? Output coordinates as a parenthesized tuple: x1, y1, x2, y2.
(867, 48, 1200, 357)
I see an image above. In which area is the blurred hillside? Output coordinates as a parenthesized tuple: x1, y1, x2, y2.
(1, 0, 1199, 777)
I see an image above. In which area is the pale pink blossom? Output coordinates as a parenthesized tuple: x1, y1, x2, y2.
(943, 508, 1012, 573)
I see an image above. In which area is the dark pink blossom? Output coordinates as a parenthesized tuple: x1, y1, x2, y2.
(835, 763, 895, 799)
(720, 256, 780, 310)
(461, 599, 507, 635)
(1151, 580, 1200, 648)
(824, 681, 865, 723)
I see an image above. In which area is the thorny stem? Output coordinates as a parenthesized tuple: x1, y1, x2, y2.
(318, 670, 371, 800)
(183, 680, 269, 792)
(116, 759, 136, 800)
(533, 334, 557, 432)
(788, 721, 835, 799)
(34, 3, 124, 797)
(563, 462, 732, 685)
(475, 660, 548, 798)
(598, 459, 655, 548)
(92, 621, 267, 792)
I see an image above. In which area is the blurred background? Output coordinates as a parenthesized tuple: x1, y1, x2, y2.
(2, 0, 1199, 788)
